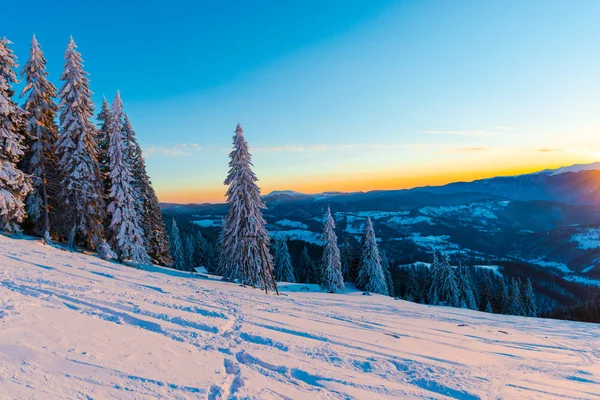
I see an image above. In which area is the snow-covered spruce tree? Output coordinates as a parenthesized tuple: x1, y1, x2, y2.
(426, 250, 441, 304)
(404, 268, 420, 302)
(193, 231, 214, 272)
(19, 35, 60, 237)
(508, 277, 524, 316)
(0, 38, 32, 232)
(380, 250, 395, 297)
(522, 278, 537, 317)
(106, 92, 149, 265)
(274, 239, 295, 282)
(340, 237, 357, 283)
(122, 113, 171, 266)
(169, 218, 186, 270)
(320, 207, 345, 293)
(438, 253, 459, 306)
(55, 38, 104, 248)
(480, 272, 495, 312)
(299, 245, 315, 283)
(356, 218, 388, 295)
(456, 262, 477, 310)
(185, 235, 196, 270)
(95, 97, 111, 197)
(219, 124, 277, 293)
(499, 278, 510, 314)
(484, 301, 493, 313)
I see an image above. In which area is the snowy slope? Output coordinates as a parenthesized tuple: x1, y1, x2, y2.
(1, 235, 599, 399)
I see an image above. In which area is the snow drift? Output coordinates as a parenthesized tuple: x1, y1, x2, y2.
(0, 234, 599, 399)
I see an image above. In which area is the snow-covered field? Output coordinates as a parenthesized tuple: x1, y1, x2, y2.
(1, 235, 599, 399)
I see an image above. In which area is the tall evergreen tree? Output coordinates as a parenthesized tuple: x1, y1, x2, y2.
(122, 113, 171, 265)
(320, 207, 345, 293)
(499, 278, 510, 314)
(184, 234, 196, 270)
(219, 124, 277, 292)
(55, 37, 104, 248)
(274, 239, 296, 282)
(427, 251, 441, 304)
(484, 301, 493, 313)
(106, 92, 149, 264)
(298, 245, 316, 283)
(438, 252, 459, 306)
(96, 97, 111, 196)
(0, 37, 31, 232)
(522, 277, 537, 317)
(456, 262, 477, 310)
(380, 250, 395, 297)
(356, 218, 388, 295)
(19, 35, 59, 237)
(340, 237, 358, 283)
(169, 219, 186, 270)
(480, 272, 495, 312)
(404, 268, 420, 302)
(509, 278, 524, 316)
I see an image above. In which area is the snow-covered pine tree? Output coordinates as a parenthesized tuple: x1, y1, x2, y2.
(55, 37, 104, 248)
(484, 301, 493, 313)
(340, 237, 357, 283)
(169, 219, 186, 270)
(274, 239, 295, 282)
(522, 277, 537, 317)
(356, 218, 388, 295)
(96, 97, 111, 197)
(426, 250, 441, 304)
(0, 37, 32, 232)
(120, 113, 171, 266)
(438, 252, 459, 306)
(192, 231, 215, 272)
(499, 278, 510, 314)
(299, 245, 315, 283)
(120, 112, 171, 264)
(184, 234, 196, 271)
(320, 207, 345, 293)
(456, 261, 477, 310)
(380, 250, 395, 297)
(19, 35, 60, 237)
(106, 92, 149, 265)
(508, 277, 524, 316)
(480, 272, 495, 312)
(219, 124, 277, 293)
(404, 268, 420, 302)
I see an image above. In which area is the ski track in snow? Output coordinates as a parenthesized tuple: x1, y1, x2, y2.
(1, 235, 599, 399)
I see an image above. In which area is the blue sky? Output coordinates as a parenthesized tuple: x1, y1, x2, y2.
(5, 0, 600, 202)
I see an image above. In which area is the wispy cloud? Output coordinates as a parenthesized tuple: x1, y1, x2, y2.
(255, 145, 328, 153)
(538, 148, 563, 153)
(448, 146, 488, 152)
(425, 129, 490, 137)
(144, 143, 202, 157)
(255, 142, 441, 153)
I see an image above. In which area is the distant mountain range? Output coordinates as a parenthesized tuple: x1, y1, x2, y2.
(162, 162, 600, 308)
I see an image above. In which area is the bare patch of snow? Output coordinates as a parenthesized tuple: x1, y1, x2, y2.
(570, 228, 600, 250)
(274, 219, 309, 230)
(192, 219, 221, 227)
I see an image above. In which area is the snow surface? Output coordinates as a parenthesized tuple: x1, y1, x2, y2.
(274, 219, 309, 230)
(544, 162, 600, 176)
(268, 229, 322, 246)
(525, 258, 572, 274)
(570, 228, 600, 250)
(420, 201, 507, 222)
(1, 235, 600, 399)
(192, 219, 222, 228)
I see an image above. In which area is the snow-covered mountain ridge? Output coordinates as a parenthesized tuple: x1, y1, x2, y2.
(259, 161, 600, 202)
(1, 234, 599, 399)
